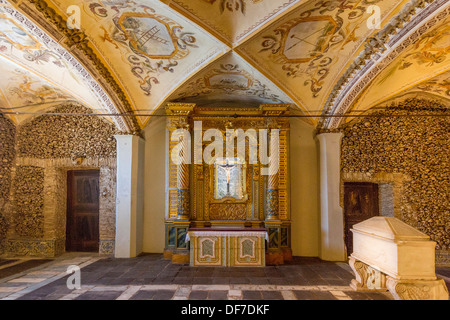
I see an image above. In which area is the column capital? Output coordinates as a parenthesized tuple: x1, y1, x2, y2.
(114, 134, 145, 145)
(165, 103, 196, 116)
(316, 131, 343, 141)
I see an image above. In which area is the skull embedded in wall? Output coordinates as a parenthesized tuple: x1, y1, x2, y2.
(71, 155, 85, 165)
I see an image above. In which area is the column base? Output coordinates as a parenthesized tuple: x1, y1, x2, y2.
(282, 248, 293, 262)
(172, 251, 190, 264)
(266, 250, 284, 266)
(386, 277, 449, 300)
(163, 249, 173, 260)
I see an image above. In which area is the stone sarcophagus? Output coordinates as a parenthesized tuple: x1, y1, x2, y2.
(349, 217, 449, 300)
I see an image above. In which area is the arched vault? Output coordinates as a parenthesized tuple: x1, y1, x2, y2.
(0, 0, 448, 132)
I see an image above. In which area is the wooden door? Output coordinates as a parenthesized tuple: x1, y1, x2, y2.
(344, 182, 379, 255)
(66, 170, 100, 252)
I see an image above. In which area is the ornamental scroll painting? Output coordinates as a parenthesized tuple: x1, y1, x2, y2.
(214, 158, 246, 200)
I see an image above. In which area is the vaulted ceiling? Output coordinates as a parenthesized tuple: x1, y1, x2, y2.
(0, 0, 448, 132)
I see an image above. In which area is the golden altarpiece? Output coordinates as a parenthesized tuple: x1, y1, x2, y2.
(163, 103, 292, 266)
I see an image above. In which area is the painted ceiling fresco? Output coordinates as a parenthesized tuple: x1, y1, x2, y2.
(0, 56, 74, 123)
(167, 0, 301, 45)
(0, 0, 448, 130)
(46, 0, 228, 125)
(236, 0, 411, 119)
(408, 72, 450, 100)
(167, 51, 294, 107)
(350, 16, 450, 114)
(0, 1, 109, 124)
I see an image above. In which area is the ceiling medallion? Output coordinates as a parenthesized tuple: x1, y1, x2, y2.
(205, 64, 253, 91)
(201, 0, 264, 15)
(261, 15, 338, 65)
(279, 16, 337, 64)
(118, 12, 179, 60)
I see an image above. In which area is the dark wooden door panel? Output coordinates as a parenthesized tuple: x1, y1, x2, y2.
(344, 182, 379, 255)
(66, 170, 100, 252)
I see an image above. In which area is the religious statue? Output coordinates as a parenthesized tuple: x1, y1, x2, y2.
(215, 158, 242, 199)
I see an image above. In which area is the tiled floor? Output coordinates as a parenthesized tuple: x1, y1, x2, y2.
(0, 253, 447, 300)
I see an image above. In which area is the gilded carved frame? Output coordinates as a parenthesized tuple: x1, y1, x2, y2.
(165, 104, 290, 224)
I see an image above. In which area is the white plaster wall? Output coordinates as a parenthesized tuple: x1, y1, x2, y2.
(289, 118, 320, 257)
(142, 117, 167, 253)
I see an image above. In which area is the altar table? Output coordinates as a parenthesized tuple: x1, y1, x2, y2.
(186, 228, 267, 267)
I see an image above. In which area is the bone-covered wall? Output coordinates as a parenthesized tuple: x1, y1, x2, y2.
(0, 104, 118, 257)
(13, 166, 45, 238)
(17, 105, 117, 159)
(341, 98, 449, 264)
(0, 114, 15, 248)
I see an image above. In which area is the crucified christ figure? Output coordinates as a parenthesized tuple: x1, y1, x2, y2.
(221, 160, 235, 197)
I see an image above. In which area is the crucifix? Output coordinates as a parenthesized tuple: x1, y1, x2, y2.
(220, 159, 235, 197)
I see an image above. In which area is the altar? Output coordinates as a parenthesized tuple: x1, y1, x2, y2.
(187, 228, 267, 267)
(163, 104, 292, 266)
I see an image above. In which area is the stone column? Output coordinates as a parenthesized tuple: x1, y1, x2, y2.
(317, 132, 346, 261)
(43, 166, 66, 256)
(114, 134, 145, 258)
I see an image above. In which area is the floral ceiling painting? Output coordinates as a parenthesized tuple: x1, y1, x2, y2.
(169, 52, 294, 107)
(0, 1, 111, 124)
(351, 16, 450, 114)
(237, 0, 408, 119)
(52, 0, 227, 125)
(0, 0, 447, 130)
(0, 57, 76, 123)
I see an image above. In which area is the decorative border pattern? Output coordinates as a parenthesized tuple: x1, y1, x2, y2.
(99, 240, 115, 255)
(5, 238, 65, 257)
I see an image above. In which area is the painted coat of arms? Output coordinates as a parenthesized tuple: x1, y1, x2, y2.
(89, 2, 197, 96)
(113, 11, 197, 95)
(118, 13, 179, 60)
